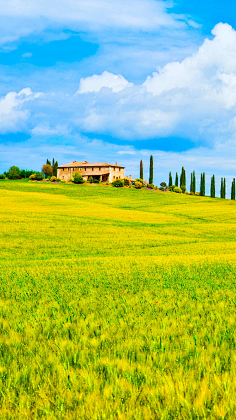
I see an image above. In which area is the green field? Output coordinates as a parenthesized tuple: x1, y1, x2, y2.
(0, 180, 236, 419)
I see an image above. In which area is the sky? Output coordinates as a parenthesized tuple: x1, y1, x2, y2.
(1, 0, 236, 195)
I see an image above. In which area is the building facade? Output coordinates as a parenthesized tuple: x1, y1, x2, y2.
(57, 161, 125, 182)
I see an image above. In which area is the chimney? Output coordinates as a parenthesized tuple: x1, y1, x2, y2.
(115, 162, 118, 165)
(129, 175, 132, 179)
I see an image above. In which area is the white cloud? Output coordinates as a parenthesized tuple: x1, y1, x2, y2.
(0, 88, 42, 133)
(31, 124, 68, 136)
(77, 71, 133, 93)
(22, 52, 32, 58)
(0, 0, 183, 32)
(74, 23, 236, 144)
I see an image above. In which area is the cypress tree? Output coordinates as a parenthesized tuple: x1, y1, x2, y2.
(224, 178, 226, 199)
(200, 173, 203, 196)
(175, 172, 178, 187)
(180, 167, 186, 188)
(211, 175, 215, 198)
(202, 172, 205, 196)
(149, 155, 153, 185)
(193, 171, 196, 194)
(220, 178, 224, 198)
(169, 172, 173, 187)
(231, 178, 235, 200)
(140, 160, 143, 180)
(190, 172, 193, 192)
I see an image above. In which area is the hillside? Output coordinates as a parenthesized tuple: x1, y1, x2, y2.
(0, 181, 235, 419)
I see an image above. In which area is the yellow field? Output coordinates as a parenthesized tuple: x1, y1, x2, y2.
(0, 180, 236, 419)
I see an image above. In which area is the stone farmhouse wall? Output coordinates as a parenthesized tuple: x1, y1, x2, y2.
(57, 164, 125, 182)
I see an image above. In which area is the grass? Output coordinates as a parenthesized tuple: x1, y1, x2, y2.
(0, 180, 236, 419)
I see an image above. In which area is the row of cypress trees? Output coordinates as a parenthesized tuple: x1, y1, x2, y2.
(140, 159, 236, 200)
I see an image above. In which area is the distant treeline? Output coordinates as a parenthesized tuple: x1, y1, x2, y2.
(139, 158, 236, 200)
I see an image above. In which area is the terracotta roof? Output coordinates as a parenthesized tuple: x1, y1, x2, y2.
(58, 161, 125, 169)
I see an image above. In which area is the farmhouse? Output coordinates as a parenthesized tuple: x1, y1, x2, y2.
(57, 161, 125, 182)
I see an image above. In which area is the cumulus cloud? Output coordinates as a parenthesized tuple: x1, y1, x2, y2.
(77, 71, 134, 93)
(74, 23, 236, 144)
(0, 88, 42, 133)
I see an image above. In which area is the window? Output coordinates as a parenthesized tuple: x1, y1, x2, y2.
(119, 168, 121, 171)
(113, 176, 115, 179)
(85, 168, 86, 171)
(92, 168, 94, 171)
(116, 177, 118, 180)
(99, 167, 101, 171)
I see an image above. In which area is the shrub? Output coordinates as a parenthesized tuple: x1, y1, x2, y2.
(8, 166, 21, 179)
(134, 181, 142, 189)
(88, 176, 93, 183)
(72, 172, 84, 184)
(35, 173, 44, 181)
(124, 178, 130, 186)
(0, 174, 6, 179)
(29, 174, 36, 180)
(173, 187, 182, 193)
(181, 185, 186, 193)
(159, 187, 165, 191)
(112, 179, 124, 187)
(189, 192, 194, 195)
(147, 183, 154, 189)
(160, 182, 167, 189)
(50, 176, 57, 182)
(169, 185, 176, 192)
(195, 192, 201, 196)
(135, 178, 144, 185)
(93, 179, 100, 184)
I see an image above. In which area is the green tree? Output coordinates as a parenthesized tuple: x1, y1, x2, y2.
(190, 172, 193, 192)
(200, 173, 205, 196)
(220, 178, 224, 198)
(175, 172, 178, 187)
(149, 155, 153, 185)
(52, 159, 58, 177)
(193, 171, 196, 194)
(231, 178, 235, 200)
(7, 166, 21, 179)
(140, 160, 143, 180)
(211, 175, 215, 198)
(169, 172, 172, 188)
(180, 167, 186, 189)
(42, 164, 53, 178)
(46, 159, 51, 166)
(223, 178, 226, 199)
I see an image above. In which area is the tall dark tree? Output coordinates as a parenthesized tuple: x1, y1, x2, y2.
(140, 160, 143, 180)
(193, 171, 196, 194)
(46, 159, 51, 166)
(190, 172, 193, 192)
(202, 172, 205, 196)
(175, 172, 178, 187)
(200, 173, 205, 196)
(223, 178, 226, 199)
(52, 159, 58, 177)
(149, 155, 153, 185)
(169, 172, 173, 187)
(231, 178, 235, 200)
(180, 166, 186, 188)
(211, 175, 215, 198)
(220, 178, 224, 198)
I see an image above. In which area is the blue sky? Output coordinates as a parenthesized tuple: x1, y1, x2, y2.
(1, 0, 236, 195)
